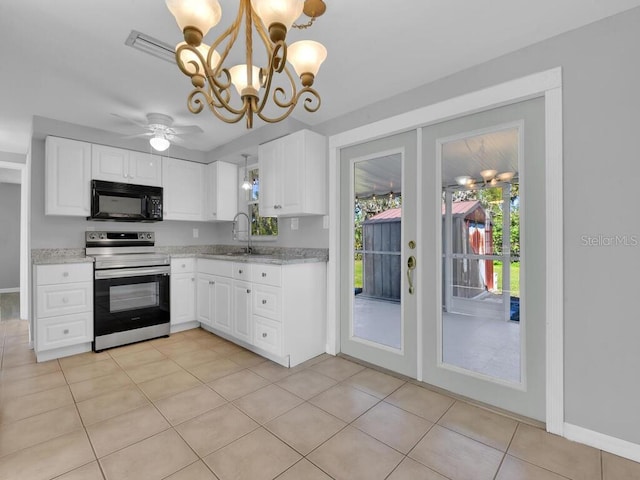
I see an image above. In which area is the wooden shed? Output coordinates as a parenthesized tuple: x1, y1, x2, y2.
(362, 208, 402, 301)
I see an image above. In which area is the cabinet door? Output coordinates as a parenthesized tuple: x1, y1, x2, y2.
(128, 151, 162, 187)
(171, 273, 196, 325)
(213, 276, 232, 333)
(279, 132, 305, 215)
(196, 274, 213, 326)
(163, 158, 205, 220)
(258, 139, 281, 216)
(92, 144, 129, 182)
(45, 137, 92, 216)
(232, 280, 252, 344)
(205, 161, 238, 221)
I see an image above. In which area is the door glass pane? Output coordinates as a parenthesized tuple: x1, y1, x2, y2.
(353, 154, 402, 349)
(441, 127, 522, 384)
(110, 282, 159, 312)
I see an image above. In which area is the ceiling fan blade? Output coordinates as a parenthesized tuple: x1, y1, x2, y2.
(111, 113, 149, 129)
(121, 133, 153, 139)
(169, 125, 204, 135)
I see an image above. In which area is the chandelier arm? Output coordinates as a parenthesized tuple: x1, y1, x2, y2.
(299, 86, 322, 113)
(254, 41, 291, 114)
(251, 8, 274, 56)
(206, 98, 248, 124)
(270, 65, 298, 109)
(187, 89, 209, 114)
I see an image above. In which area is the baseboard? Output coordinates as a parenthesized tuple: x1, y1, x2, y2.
(564, 422, 640, 463)
(0, 288, 19, 294)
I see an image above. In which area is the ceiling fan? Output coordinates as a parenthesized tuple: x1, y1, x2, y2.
(112, 112, 204, 152)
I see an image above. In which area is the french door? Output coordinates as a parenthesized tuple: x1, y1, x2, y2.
(339, 97, 546, 421)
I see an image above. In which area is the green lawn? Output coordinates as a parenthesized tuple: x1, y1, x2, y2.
(494, 260, 520, 297)
(354, 259, 363, 288)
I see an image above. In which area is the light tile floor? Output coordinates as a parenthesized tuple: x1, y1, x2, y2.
(1, 319, 639, 480)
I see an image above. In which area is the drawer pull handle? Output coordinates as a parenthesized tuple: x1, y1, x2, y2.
(63, 272, 69, 277)
(63, 329, 69, 334)
(262, 332, 267, 338)
(262, 299, 267, 305)
(261, 272, 267, 277)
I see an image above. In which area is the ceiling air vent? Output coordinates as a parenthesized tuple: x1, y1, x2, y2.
(125, 30, 175, 64)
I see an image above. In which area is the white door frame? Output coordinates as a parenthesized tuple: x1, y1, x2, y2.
(0, 158, 30, 324)
(327, 67, 563, 435)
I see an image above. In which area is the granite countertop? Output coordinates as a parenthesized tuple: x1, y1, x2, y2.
(31, 249, 94, 265)
(32, 246, 328, 266)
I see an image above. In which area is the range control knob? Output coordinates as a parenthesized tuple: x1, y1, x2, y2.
(99, 233, 106, 239)
(147, 233, 152, 239)
(88, 233, 96, 240)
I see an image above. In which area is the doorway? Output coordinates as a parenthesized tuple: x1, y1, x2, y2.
(330, 69, 563, 427)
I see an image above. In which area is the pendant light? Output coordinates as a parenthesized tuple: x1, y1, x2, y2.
(241, 154, 252, 190)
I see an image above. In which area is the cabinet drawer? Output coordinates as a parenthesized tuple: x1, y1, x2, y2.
(233, 263, 251, 281)
(252, 285, 281, 321)
(37, 312, 93, 352)
(171, 257, 196, 273)
(251, 264, 281, 287)
(198, 259, 233, 277)
(254, 316, 282, 355)
(36, 263, 93, 286)
(37, 282, 92, 318)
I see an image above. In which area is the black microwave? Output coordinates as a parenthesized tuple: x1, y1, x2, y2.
(89, 180, 163, 222)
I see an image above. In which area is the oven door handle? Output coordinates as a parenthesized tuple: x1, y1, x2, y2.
(95, 266, 171, 280)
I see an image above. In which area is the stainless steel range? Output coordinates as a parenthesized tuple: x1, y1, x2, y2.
(86, 231, 170, 351)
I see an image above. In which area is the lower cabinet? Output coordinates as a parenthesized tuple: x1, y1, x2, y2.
(33, 262, 94, 362)
(170, 258, 197, 332)
(195, 258, 326, 367)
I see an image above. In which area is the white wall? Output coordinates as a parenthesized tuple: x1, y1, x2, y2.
(0, 183, 20, 289)
(314, 7, 640, 446)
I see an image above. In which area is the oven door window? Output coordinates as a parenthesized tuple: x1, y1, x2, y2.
(110, 281, 159, 312)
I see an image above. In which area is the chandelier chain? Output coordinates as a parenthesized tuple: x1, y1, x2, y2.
(292, 16, 316, 29)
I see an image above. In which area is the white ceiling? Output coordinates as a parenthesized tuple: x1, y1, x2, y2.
(1, 0, 639, 156)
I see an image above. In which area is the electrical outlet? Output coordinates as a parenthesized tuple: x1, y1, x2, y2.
(290, 218, 299, 230)
(322, 215, 329, 229)
(192, 228, 199, 238)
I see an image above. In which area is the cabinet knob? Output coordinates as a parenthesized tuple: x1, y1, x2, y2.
(262, 332, 267, 338)
(209, 280, 215, 285)
(181, 264, 186, 268)
(62, 272, 69, 277)
(238, 269, 243, 274)
(262, 299, 267, 305)
(261, 272, 267, 277)
(191, 277, 195, 281)
(274, 204, 282, 209)
(62, 297, 69, 304)
(246, 289, 251, 294)
(63, 329, 69, 334)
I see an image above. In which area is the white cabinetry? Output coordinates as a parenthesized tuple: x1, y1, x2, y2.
(170, 258, 197, 332)
(258, 129, 327, 217)
(162, 157, 205, 220)
(45, 136, 92, 216)
(196, 259, 233, 333)
(92, 144, 162, 186)
(205, 161, 238, 221)
(196, 258, 326, 367)
(34, 262, 93, 362)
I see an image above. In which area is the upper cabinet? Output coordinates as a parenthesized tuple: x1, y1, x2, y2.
(258, 129, 327, 217)
(204, 161, 239, 222)
(162, 157, 205, 221)
(92, 145, 162, 187)
(45, 136, 92, 216)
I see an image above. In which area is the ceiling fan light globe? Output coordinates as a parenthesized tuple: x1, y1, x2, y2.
(251, 0, 304, 35)
(287, 40, 327, 78)
(150, 135, 170, 152)
(166, 0, 222, 43)
(480, 169, 497, 181)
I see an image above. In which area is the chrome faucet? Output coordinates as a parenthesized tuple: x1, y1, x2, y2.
(232, 211, 252, 254)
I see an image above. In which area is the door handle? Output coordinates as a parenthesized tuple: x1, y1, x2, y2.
(407, 255, 416, 295)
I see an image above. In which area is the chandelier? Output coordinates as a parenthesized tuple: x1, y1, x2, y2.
(166, 0, 328, 128)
